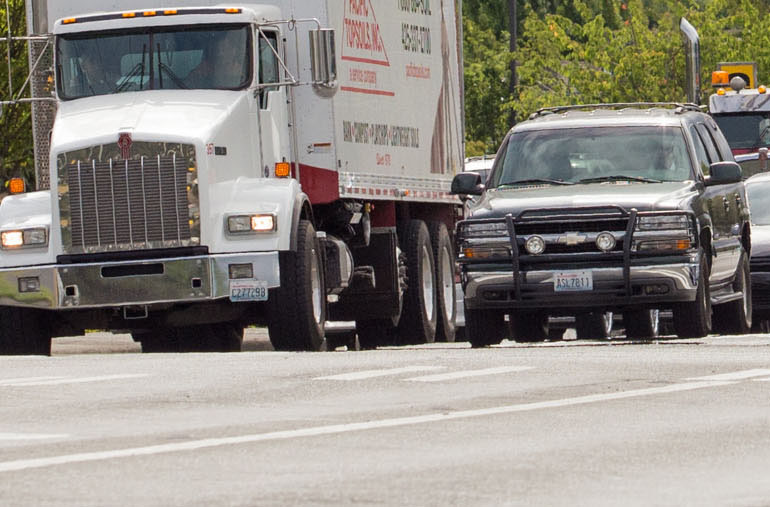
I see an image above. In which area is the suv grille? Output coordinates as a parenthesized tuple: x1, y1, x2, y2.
(57, 143, 200, 254)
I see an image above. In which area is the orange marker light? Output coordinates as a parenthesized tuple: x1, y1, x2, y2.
(122, 12, 136, 18)
(163, 9, 178, 15)
(225, 8, 242, 13)
(143, 11, 157, 16)
(760, 85, 767, 94)
(7, 178, 25, 194)
(275, 162, 291, 178)
(712, 70, 729, 87)
(717, 88, 726, 96)
(62, 18, 77, 24)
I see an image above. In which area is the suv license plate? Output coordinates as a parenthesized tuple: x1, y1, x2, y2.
(229, 280, 268, 302)
(554, 271, 593, 291)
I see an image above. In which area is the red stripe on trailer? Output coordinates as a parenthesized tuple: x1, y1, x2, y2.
(298, 163, 339, 204)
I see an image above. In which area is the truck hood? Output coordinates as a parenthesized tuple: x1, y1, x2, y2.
(51, 90, 249, 152)
(469, 181, 697, 219)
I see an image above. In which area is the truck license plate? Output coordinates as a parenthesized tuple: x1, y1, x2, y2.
(554, 271, 593, 291)
(229, 280, 268, 302)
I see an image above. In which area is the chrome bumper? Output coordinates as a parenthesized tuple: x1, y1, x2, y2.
(0, 252, 280, 309)
(464, 262, 699, 310)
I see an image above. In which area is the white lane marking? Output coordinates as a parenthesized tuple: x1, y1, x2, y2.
(0, 379, 734, 473)
(314, 366, 446, 381)
(0, 433, 68, 441)
(753, 378, 770, 382)
(404, 366, 534, 382)
(0, 374, 150, 387)
(685, 369, 770, 381)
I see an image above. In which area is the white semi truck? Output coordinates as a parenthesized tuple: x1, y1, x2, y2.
(0, 0, 464, 354)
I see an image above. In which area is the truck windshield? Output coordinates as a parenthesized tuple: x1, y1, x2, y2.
(714, 113, 770, 152)
(491, 126, 692, 187)
(56, 24, 252, 99)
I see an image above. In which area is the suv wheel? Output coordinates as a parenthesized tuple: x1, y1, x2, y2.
(712, 248, 752, 335)
(673, 253, 712, 338)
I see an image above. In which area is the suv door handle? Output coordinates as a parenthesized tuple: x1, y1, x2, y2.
(723, 196, 730, 212)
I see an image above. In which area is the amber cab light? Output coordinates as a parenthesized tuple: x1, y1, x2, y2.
(275, 162, 291, 178)
(712, 70, 730, 87)
(7, 178, 25, 194)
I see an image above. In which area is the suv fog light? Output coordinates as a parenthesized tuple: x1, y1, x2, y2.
(229, 263, 254, 279)
(525, 235, 546, 255)
(18, 277, 40, 293)
(644, 284, 670, 295)
(596, 232, 616, 252)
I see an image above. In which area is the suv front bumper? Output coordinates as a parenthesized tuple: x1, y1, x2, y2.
(0, 252, 280, 310)
(463, 261, 698, 312)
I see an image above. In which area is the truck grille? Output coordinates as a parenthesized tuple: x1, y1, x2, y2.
(57, 143, 200, 254)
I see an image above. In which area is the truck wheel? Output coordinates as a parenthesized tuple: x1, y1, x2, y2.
(512, 312, 549, 342)
(0, 307, 51, 356)
(575, 312, 613, 340)
(712, 249, 752, 335)
(268, 220, 326, 351)
(428, 222, 456, 343)
(673, 254, 712, 338)
(624, 309, 659, 339)
(465, 308, 505, 348)
(396, 220, 438, 345)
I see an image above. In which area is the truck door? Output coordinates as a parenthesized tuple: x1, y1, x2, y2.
(255, 28, 291, 177)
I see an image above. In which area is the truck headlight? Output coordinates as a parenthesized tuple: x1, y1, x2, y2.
(227, 214, 277, 234)
(633, 213, 695, 253)
(635, 214, 692, 231)
(1, 227, 48, 249)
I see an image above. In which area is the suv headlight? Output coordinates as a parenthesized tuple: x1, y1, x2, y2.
(633, 213, 695, 253)
(0, 227, 48, 249)
(458, 220, 508, 238)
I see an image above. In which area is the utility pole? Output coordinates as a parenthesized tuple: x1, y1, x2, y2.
(508, 0, 517, 126)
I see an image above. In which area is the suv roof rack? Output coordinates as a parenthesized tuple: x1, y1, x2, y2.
(529, 102, 704, 119)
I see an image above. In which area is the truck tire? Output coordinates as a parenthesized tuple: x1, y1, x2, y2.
(428, 221, 456, 343)
(512, 312, 548, 342)
(268, 220, 326, 351)
(673, 253, 712, 338)
(624, 309, 659, 340)
(712, 249, 752, 335)
(0, 307, 51, 356)
(465, 308, 505, 348)
(396, 220, 438, 345)
(575, 312, 613, 340)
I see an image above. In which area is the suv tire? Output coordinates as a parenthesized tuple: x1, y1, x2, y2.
(712, 248, 752, 335)
(673, 253, 712, 338)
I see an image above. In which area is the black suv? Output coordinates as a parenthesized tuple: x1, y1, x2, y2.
(452, 103, 752, 347)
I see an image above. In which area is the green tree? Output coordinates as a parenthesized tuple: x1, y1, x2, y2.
(0, 0, 34, 186)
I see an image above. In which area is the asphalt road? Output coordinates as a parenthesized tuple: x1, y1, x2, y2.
(2, 330, 770, 506)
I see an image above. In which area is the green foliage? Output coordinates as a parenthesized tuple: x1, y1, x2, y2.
(0, 0, 34, 186)
(463, 0, 770, 154)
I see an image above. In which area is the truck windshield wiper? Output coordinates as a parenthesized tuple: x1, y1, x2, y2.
(498, 178, 574, 187)
(578, 175, 662, 184)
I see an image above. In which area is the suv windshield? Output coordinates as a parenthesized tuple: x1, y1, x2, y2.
(714, 113, 770, 151)
(491, 126, 692, 187)
(56, 24, 252, 99)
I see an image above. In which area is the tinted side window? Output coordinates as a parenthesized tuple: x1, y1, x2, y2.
(689, 125, 711, 176)
(706, 117, 735, 161)
(695, 123, 720, 163)
(489, 136, 509, 187)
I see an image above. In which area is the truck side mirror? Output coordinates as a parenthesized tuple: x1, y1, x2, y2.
(706, 161, 742, 186)
(309, 29, 337, 88)
(451, 172, 484, 196)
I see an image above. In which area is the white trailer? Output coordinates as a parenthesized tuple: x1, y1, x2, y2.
(0, 0, 464, 354)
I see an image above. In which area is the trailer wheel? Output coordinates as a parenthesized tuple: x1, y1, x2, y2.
(575, 312, 613, 340)
(673, 253, 712, 338)
(396, 220, 437, 344)
(712, 248, 752, 335)
(428, 221, 456, 343)
(465, 308, 505, 348)
(0, 307, 51, 356)
(268, 220, 326, 351)
(624, 309, 659, 340)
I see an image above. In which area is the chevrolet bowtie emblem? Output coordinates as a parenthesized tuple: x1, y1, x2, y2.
(558, 232, 587, 246)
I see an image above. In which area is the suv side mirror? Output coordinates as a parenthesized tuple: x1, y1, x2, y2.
(706, 161, 742, 186)
(451, 172, 483, 196)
